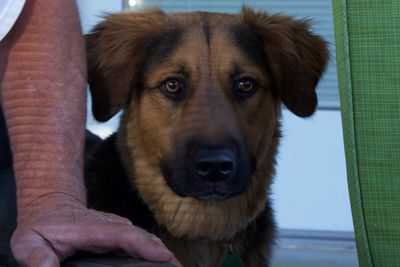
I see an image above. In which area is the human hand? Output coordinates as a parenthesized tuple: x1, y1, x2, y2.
(11, 197, 182, 267)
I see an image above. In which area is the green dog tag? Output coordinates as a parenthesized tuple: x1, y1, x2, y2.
(220, 254, 244, 267)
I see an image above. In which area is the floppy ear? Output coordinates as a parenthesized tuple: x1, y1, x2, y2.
(85, 9, 169, 122)
(241, 7, 329, 117)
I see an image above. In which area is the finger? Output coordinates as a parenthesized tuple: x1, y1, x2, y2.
(96, 211, 133, 226)
(53, 222, 181, 266)
(169, 257, 183, 267)
(112, 247, 181, 267)
(11, 229, 60, 267)
(116, 228, 182, 266)
(76, 224, 180, 265)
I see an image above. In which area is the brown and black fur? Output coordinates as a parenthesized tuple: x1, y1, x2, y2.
(84, 7, 328, 267)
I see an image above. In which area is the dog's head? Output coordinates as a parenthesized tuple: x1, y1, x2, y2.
(86, 7, 328, 240)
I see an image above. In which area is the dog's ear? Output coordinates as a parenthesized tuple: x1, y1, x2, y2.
(85, 9, 168, 121)
(241, 7, 329, 117)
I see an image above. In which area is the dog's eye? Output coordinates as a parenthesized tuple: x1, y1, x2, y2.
(234, 78, 257, 100)
(159, 78, 186, 101)
(238, 79, 254, 92)
(163, 79, 182, 94)
(158, 76, 188, 101)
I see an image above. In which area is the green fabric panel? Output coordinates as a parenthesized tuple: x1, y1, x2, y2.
(333, 0, 400, 266)
(332, 1, 372, 266)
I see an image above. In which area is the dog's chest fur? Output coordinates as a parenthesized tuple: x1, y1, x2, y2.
(85, 134, 274, 267)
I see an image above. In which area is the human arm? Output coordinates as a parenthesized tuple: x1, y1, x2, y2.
(0, 1, 180, 266)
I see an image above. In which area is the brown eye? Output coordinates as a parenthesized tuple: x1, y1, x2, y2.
(163, 79, 181, 94)
(234, 78, 257, 101)
(238, 79, 254, 92)
(160, 78, 186, 101)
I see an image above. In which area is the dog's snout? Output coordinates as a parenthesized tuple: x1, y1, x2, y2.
(192, 149, 236, 182)
(165, 139, 253, 200)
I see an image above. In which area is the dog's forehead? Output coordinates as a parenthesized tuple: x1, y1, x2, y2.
(175, 12, 254, 44)
(147, 11, 266, 72)
(171, 11, 237, 28)
(161, 12, 235, 51)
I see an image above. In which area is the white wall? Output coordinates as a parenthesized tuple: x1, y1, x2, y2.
(273, 109, 353, 231)
(77, 0, 123, 137)
(77, 1, 354, 232)
(77, 0, 122, 34)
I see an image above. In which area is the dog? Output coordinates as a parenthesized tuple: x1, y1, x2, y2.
(84, 6, 328, 267)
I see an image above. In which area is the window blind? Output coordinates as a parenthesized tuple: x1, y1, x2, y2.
(123, 0, 339, 109)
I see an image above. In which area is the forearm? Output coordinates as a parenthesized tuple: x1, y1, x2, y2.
(0, 0, 87, 218)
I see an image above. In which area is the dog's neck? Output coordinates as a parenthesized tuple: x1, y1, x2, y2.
(153, 202, 274, 267)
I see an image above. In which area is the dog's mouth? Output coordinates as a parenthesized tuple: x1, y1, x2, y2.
(160, 159, 253, 202)
(165, 178, 247, 201)
(189, 188, 235, 201)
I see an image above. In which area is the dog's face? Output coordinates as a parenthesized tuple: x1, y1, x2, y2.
(86, 7, 328, 240)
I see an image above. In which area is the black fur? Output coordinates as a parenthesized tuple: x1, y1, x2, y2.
(85, 134, 157, 230)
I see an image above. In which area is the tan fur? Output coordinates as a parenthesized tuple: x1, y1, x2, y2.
(86, 6, 328, 267)
(117, 114, 279, 240)
(116, 25, 280, 240)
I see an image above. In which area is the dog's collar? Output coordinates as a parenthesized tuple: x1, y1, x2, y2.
(220, 241, 244, 267)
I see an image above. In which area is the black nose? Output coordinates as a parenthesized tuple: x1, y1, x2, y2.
(192, 149, 236, 182)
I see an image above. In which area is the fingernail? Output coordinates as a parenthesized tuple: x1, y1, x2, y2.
(159, 247, 173, 256)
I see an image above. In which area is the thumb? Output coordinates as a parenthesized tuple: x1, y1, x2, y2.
(11, 230, 60, 267)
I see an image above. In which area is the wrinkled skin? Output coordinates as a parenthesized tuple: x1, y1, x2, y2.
(0, 1, 180, 266)
(11, 195, 180, 267)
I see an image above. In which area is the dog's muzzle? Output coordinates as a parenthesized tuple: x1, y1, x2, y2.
(161, 140, 254, 201)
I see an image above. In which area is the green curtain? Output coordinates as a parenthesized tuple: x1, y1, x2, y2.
(332, 0, 400, 266)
